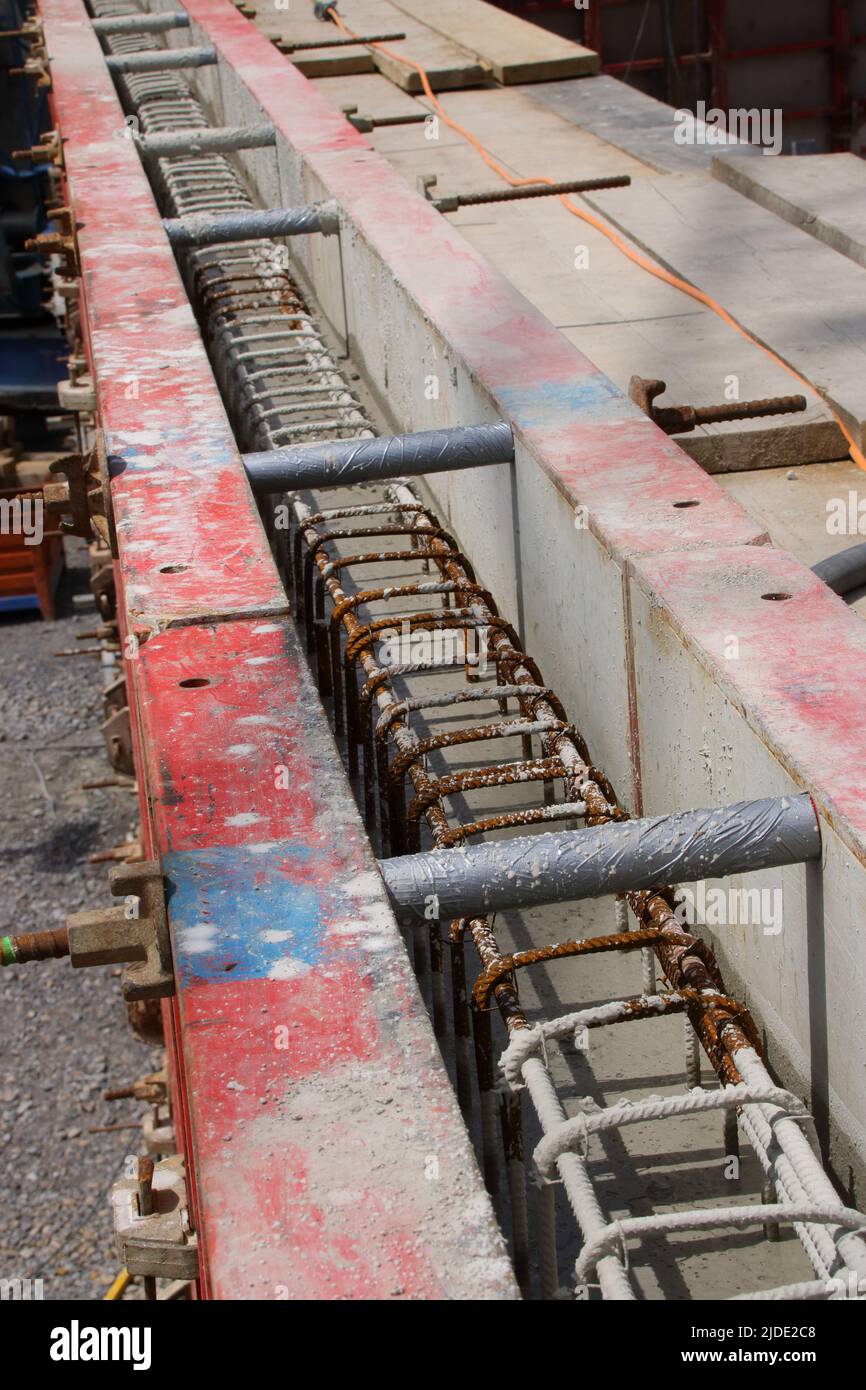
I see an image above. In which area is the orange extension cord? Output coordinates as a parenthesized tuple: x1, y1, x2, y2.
(329, 9, 866, 473)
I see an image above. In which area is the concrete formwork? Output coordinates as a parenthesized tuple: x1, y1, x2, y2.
(40, 0, 516, 1299)
(174, 0, 866, 1201)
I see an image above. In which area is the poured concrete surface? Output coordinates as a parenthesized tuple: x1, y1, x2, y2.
(586, 173, 866, 450)
(717, 458, 866, 618)
(713, 152, 866, 271)
(521, 74, 764, 174)
(305, 73, 841, 471)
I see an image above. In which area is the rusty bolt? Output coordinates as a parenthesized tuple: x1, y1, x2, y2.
(628, 375, 807, 435)
(137, 1156, 155, 1217)
(1, 928, 70, 967)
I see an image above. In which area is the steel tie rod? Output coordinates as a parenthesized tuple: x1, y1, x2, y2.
(163, 203, 340, 247)
(420, 173, 632, 214)
(243, 422, 515, 492)
(278, 31, 406, 52)
(378, 793, 822, 923)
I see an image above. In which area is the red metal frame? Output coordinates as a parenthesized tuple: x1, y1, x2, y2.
(497, 0, 864, 153)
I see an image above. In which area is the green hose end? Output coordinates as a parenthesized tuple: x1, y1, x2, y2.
(0, 936, 17, 966)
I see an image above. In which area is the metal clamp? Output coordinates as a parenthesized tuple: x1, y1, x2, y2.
(67, 861, 174, 1002)
(111, 1155, 199, 1283)
(25, 204, 77, 276)
(42, 439, 115, 553)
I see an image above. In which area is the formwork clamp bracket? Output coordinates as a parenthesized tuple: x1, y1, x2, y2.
(67, 861, 175, 1002)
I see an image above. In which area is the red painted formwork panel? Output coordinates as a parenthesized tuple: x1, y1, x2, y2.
(36, 0, 515, 1298)
(133, 619, 517, 1299)
(41, 0, 287, 636)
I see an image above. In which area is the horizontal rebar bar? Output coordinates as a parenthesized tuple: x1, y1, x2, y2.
(379, 794, 821, 922)
(105, 47, 217, 73)
(136, 123, 276, 157)
(163, 203, 339, 247)
(243, 422, 514, 492)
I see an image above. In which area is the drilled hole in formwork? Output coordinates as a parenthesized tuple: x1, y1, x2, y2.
(672, 498, 701, 508)
(160, 563, 190, 574)
(178, 678, 212, 688)
(761, 592, 793, 601)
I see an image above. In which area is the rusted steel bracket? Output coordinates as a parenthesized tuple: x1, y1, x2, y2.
(12, 127, 63, 167)
(89, 544, 116, 619)
(43, 439, 116, 553)
(25, 203, 77, 275)
(67, 861, 175, 1002)
(9, 54, 52, 88)
(105, 1068, 168, 1106)
(111, 1154, 199, 1283)
(0, 15, 44, 42)
(340, 103, 428, 133)
(628, 374, 808, 435)
(102, 675, 134, 777)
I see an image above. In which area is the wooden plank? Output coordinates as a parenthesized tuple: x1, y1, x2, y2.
(388, 0, 599, 83)
(713, 152, 866, 271)
(585, 172, 866, 450)
(252, 9, 377, 77)
(255, 0, 486, 92)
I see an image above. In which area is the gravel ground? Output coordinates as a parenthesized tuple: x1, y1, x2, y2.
(0, 538, 161, 1301)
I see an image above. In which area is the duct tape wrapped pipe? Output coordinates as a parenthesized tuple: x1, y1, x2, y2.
(243, 421, 515, 493)
(378, 793, 822, 923)
(163, 203, 340, 248)
(812, 541, 866, 599)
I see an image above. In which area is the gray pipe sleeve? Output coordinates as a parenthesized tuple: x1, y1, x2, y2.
(163, 204, 338, 247)
(105, 47, 217, 73)
(243, 421, 515, 493)
(378, 794, 821, 923)
(137, 124, 276, 158)
(93, 13, 190, 32)
(812, 542, 866, 599)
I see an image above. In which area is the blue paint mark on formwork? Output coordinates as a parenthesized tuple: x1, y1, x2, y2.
(496, 375, 630, 429)
(163, 845, 328, 985)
